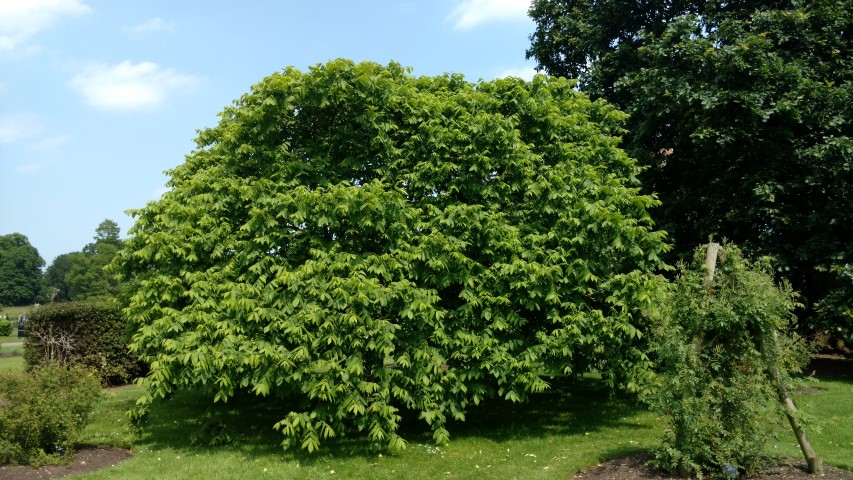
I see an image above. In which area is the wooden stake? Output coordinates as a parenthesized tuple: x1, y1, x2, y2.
(761, 329, 824, 475)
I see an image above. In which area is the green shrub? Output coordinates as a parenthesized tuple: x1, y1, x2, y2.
(23, 301, 146, 385)
(0, 319, 11, 336)
(645, 245, 810, 478)
(0, 363, 103, 466)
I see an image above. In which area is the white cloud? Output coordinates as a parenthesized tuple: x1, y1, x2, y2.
(0, 0, 91, 53)
(123, 17, 174, 36)
(495, 66, 538, 81)
(70, 60, 202, 110)
(0, 113, 42, 143)
(448, 0, 531, 30)
(28, 133, 73, 153)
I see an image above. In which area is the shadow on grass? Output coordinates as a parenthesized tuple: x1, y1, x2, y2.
(135, 375, 653, 466)
(437, 376, 653, 442)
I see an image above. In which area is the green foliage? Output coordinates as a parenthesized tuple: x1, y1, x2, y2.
(67, 219, 126, 300)
(0, 319, 11, 336)
(114, 59, 669, 451)
(40, 252, 75, 303)
(91, 219, 122, 250)
(0, 363, 102, 466)
(813, 265, 853, 346)
(645, 245, 810, 477)
(0, 233, 45, 306)
(24, 300, 145, 384)
(527, 0, 853, 331)
(41, 220, 127, 302)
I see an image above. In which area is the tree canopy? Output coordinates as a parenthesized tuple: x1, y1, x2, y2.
(115, 59, 669, 450)
(42, 219, 126, 302)
(0, 233, 45, 306)
(527, 0, 853, 329)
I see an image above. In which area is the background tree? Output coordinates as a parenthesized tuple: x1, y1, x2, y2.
(527, 0, 853, 336)
(40, 253, 75, 303)
(0, 233, 45, 306)
(66, 220, 125, 300)
(44, 220, 126, 301)
(115, 59, 669, 451)
(87, 219, 122, 252)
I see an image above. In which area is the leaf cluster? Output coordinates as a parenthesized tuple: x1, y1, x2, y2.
(114, 59, 669, 451)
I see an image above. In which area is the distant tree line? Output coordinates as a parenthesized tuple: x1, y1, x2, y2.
(0, 219, 127, 306)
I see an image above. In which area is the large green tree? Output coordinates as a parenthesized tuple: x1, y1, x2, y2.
(43, 220, 126, 302)
(115, 60, 669, 450)
(527, 0, 853, 329)
(40, 253, 75, 303)
(0, 233, 45, 306)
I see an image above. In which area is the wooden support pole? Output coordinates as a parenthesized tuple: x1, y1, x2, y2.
(703, 242, 720, 288)
(761, 329, 824, 475)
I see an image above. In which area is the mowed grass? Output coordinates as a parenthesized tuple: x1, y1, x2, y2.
(0, 355, 24, 370)
(75, 377, 661, 480)
(0, 339, 23, 355)
(0, 304, 34, 323)
(2, 354, 850, 479)
(769, 378, 853, 471)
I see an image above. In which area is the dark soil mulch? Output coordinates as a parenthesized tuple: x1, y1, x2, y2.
(572, 453, 853, 479)
(0, 447, 131, 480)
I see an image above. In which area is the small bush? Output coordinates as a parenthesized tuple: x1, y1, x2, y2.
(0, 363, 103, 466)
(0, 319, 11, 336)
(645, 245, 809, 477)
(24, 301, 146, 385)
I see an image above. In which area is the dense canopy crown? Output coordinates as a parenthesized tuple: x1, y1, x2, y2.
(115, 59, 668, 450)
(0, 233, 45, 306)
(527, 0, 853, 334)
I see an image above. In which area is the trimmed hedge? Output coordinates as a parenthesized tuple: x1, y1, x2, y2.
(24, 301, 146, 384)
(0, 319, 11, 336)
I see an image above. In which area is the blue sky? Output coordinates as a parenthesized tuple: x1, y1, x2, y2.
(0, 0, 538, 266)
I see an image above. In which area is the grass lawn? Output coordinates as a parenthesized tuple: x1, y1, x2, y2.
(0, 304, 34, 321)
(2, 355, 850, 479)
(75, 378, 661, 480)
(769, 378, 853, 471)
(0, 355, 24, 370)
(0, 337, 23, 355)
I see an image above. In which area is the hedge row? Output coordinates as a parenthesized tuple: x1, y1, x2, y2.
(24, 301, 146, 384)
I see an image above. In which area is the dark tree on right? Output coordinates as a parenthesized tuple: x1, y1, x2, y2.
(528, 0, 853, 340)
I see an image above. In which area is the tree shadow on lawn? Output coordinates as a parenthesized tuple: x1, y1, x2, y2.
(135, 375, 653, 465)
(436, 376, 653, 443)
